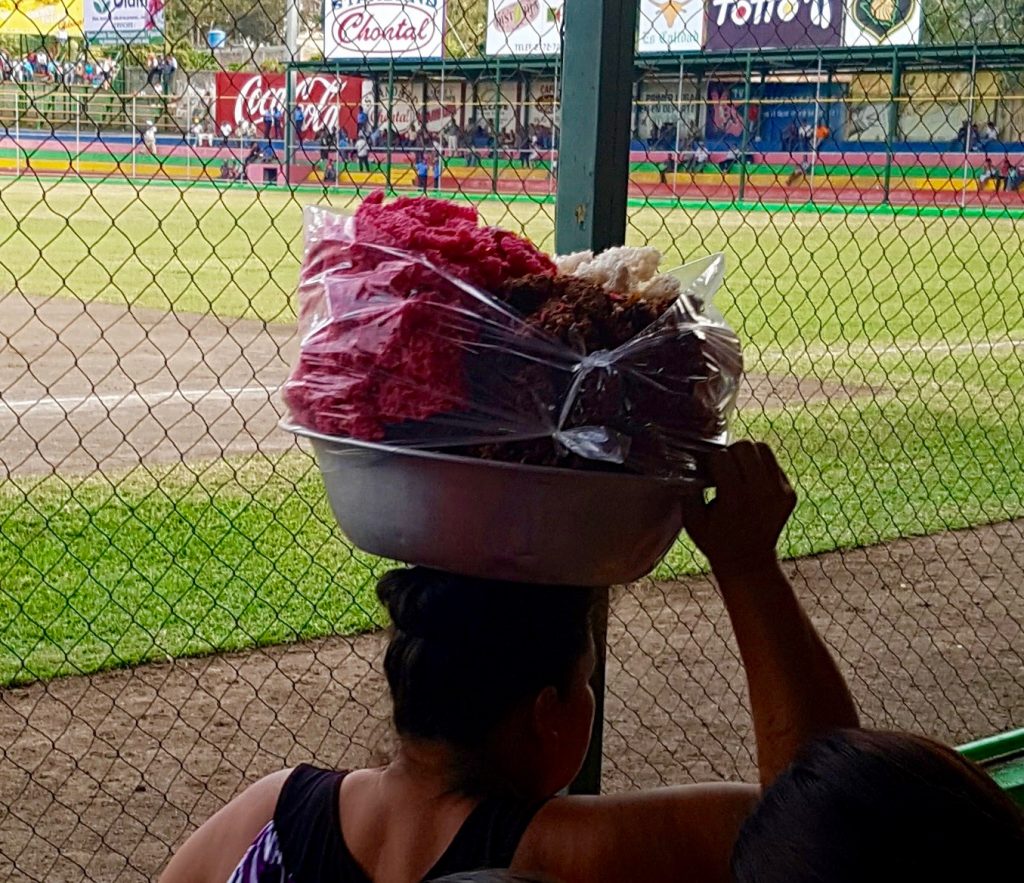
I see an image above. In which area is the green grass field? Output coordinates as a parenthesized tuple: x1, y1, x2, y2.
(2, 178, 1024, 685)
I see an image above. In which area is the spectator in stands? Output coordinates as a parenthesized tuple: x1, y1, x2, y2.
(161, 442, 860, 883)
(997, 155, 1012, 193)
(191, 118, 212, 148)
(242, 141, 264, 177)
(145, 52, 160, 90)
(142, 120, 158, 154)
(517, 130, 531, 168)
(220, 121, 233, 147)
(434, 148, 443, 191)
(415, 156, 429, 191)
(684, 140, 710, 172)
(218, 159, 236, 181)
(980, 119, 999, 148)
(324, 157, 337, 184)
(161, 54, 177, 96)
(355, 133, 371, 172)
(262, 107, 273, 143)
(979, 156, 997, 191)
(272, 104, 284, 141)
(813, 122, 830, 154)
(338, 130, 352, 162)
(356, 105, 369, 134)
(659, 153, 678, 185)
(319, 126, 335, 165)
(238, 119, 256, 148)
(718, 145, 743, 174)
(1007, 162, 1022, 193)
(731, 729, 1024, 883)
(798, 120, 814, 151)
(781, 119, 800, 153)
(786, 157, 811, 187)
(99, 57, 114, 90)
(293, 104, 305, 147)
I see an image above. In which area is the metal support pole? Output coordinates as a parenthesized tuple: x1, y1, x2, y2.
(568, 588, 609, 796)
(555, 0, 639, 792)
(385, 60, 395, 191)
(14, 89, 20, 176)
(554, 0, 639, 255)
(882, 48, 902, 206)
(75, 96, 81, 175)
(809, 54, 823, 198)
(737, 53, 753, 204)
(285, 70, 295, 186)
(491, 58, 501, 194)
(548, 56, 560, 194)
(961, 46, 978, 210)
(186, 92, 191, 178)
(672, 56, 685, 197)
(285, 0, 299, 64)
(131, 96, 137, 178)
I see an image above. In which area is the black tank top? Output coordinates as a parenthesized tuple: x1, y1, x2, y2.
(274, 764, 547, 882)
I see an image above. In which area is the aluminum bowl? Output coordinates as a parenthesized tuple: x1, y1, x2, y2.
(292, 429, 695, 586)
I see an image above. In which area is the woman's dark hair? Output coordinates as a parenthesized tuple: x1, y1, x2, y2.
(732, 728, 1024, 883)
(377, 568, 596, 749)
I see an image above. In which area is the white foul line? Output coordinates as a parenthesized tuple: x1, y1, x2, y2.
(756, 336, 1024, 364)
(0, 383, 281, 417)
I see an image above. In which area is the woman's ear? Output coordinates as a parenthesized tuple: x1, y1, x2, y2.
(531, 685, 563, 747)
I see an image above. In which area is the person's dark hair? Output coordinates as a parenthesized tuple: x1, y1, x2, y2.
(377, 568, 596, 750)
(732, 728, 1024, 883)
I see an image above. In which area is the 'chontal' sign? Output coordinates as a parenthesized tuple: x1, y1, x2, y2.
(324, 0, 446, 59)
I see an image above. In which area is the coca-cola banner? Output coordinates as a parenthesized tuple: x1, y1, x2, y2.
(215, 72, 364, 137)
(704, 0, 842, 51)
(324, 0, 446, 59)
(485, 0, 564, 56)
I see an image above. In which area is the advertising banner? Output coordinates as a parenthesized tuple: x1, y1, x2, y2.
(0, 0, 82, 36)
(637, 0, 702, 54)
(705, 81, 761, 140)
(85, 0, 164, 44)
(843, 0, 922, 46)
(215, 72, 364, 137)
(705, 0, 842, 51)
(324, 0, 446, 59)
(485, 0, 564, 56)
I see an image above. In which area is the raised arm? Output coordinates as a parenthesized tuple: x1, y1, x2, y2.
(682, 440, 859, 784)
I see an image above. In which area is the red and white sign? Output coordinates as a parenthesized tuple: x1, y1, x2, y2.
(215, 72, 364, 137)
(324, 0, 446, 59)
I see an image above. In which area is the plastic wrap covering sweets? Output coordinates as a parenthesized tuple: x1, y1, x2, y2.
(284, 195, 743, 478)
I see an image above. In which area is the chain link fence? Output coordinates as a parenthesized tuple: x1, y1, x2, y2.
(2, 0, 1024, 880)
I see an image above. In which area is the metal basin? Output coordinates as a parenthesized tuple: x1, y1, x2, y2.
(293, 429, 693, 586)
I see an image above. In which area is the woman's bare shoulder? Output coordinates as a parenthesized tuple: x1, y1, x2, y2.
(513, 783, 759, 883)
(159, 768, 294, 883)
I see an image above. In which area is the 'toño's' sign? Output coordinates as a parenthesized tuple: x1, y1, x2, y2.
(324, 0, 446, 59)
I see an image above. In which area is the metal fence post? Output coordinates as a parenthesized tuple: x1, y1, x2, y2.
(491, 57, 502, 194)
(961, 45, 979, 209)
(555, 0, 638, 795)
(14, 88, 20, 176)
(883, 48, 902, 206)
(286, 70, 295, 186)
(554, 0, 638, 254)
(131, 96, 137, 179)
(386, 60, 395, 192)
(737, 53, 753, 204)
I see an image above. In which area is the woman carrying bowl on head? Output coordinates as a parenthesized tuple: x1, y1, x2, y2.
(160, 441, 860, 883)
